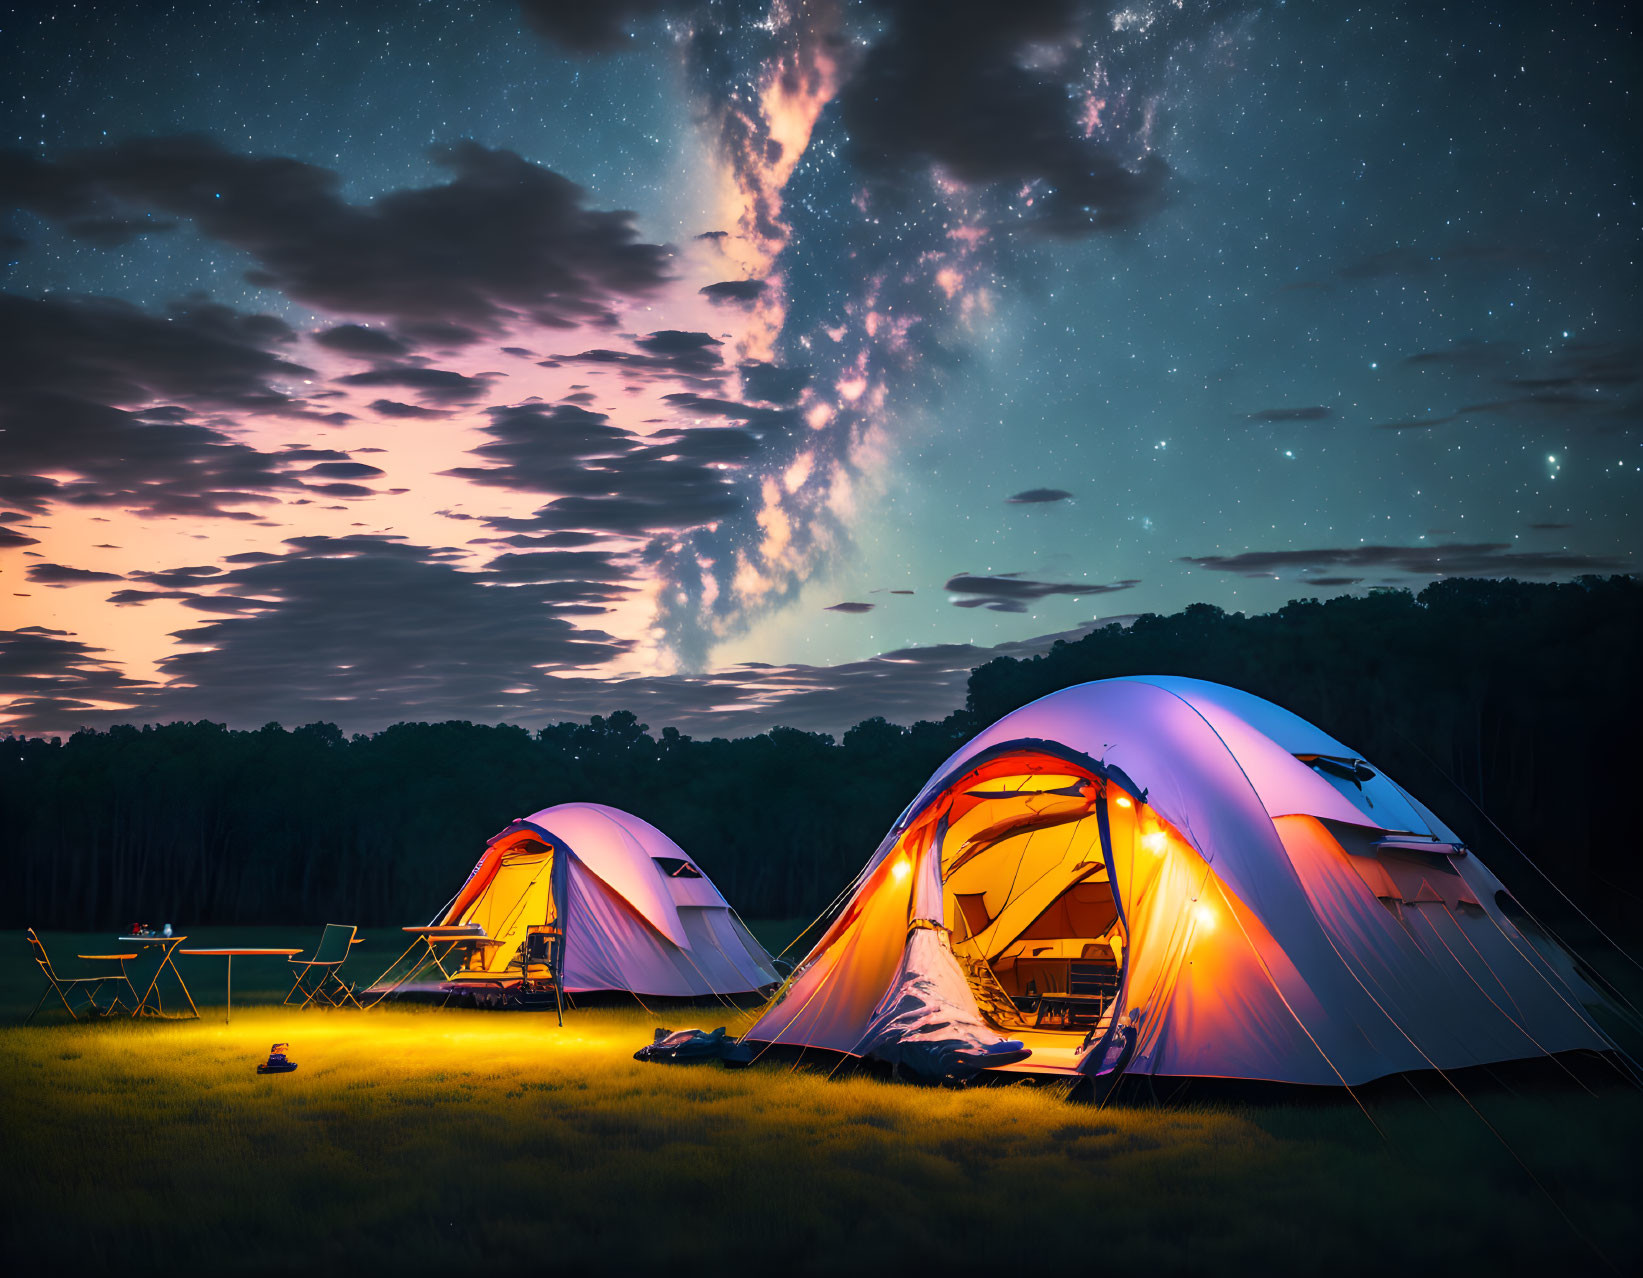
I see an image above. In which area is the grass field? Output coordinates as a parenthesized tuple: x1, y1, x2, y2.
(3, 926, 1640, 1275)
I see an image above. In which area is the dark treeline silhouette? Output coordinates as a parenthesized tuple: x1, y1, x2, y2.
(4, 576, 1640, 938)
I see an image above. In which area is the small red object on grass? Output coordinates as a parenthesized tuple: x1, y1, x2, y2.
(257, 1043, 297, 1074)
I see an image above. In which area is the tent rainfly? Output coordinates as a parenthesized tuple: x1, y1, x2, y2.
(743, 676, 1616, 1085)
(421, 803, 778, 1002)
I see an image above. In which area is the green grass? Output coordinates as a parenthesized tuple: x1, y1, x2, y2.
(3, 928, 1640, 1275)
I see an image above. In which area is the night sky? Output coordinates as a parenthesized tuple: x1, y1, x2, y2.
(2, 0, 1637, 738)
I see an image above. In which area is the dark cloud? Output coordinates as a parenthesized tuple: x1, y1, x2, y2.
(497, 485, 740, 539)
(943, 572, 1140, 613)
(127, 565, 223, 587)
(468, 531, 605, 549)
(1381, 339, 1640, 431)
(1245, 406, 1334, 423)
(1181, 543, 1629, 580)
(25, 563, 125, 585)
(0, 292, 336, 518)
(738, 360, 810, 405)
(0, 476, 61, 513)
(481, 549, 632, 581)
(562, 329, 725, 380)
(1514, 341, 1640, 391)
(480, 549, 637, 608)
(4, 137, 673, 336)
(1006, 488, 1072, 504)
(650, 426, 771, 463)
(1528, 522, 1572, 531)
(1295, 577, 1361, 588)
(825, 601, 874, 614)
(0, 627, 148, 727)
(335, 364, 496, 403)
(105, 587, 262, 612)
(445, 397, 780, 538)
(485, 483, 741, 540)
(635, 329, 722, 365)
(0, 292, 310, 410)
(1401, 338, 1512, 371)
(42, 535, 633, 731)
(444, 403, 636, 492)
(699, 279, 766, 305)
(517, 0, 691, 52)
(838, 0, 1171, 234)
(1374, 409, 1469, 431)
(0, 148, 175, 244)
(312, 324, 412, 358)
(0, 526, 41, 548)
(303, 461, 385, 480)
(367, 399, 454, 420)
(304, 482, 376, 497)
(1375, 393, 1632, 432)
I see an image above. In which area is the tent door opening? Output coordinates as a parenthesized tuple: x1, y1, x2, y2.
(940, 794, 1127, 1038)
(452, 839, 560, 976)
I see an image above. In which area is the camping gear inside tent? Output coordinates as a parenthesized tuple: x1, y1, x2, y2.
(743, 677, 1617, 1085)
(385, 803, 778, 1006)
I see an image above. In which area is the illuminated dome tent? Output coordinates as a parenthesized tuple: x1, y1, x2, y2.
(417, 803, 778, 1002)
(744, 677, 1613, 1085)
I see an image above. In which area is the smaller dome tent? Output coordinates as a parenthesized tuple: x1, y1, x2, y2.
(410, 803, 778, 1001)
(743, 677, 1614, 1085)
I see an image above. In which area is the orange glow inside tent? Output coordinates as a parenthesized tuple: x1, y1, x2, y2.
(756, 748, 1234, 1072)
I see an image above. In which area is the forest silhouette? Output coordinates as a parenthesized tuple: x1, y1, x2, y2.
(5, 576, 1639, 940)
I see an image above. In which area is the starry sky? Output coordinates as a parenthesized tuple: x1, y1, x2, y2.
(1, 0, 1637, 738)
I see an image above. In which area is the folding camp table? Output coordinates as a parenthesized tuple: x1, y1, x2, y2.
(365, 926, 500, 1005)
(180, 948, 301, 1023)
(118, 935, 199, 1019)
(1033, 992, 1108, 1029)
(71, 950, 139, 1017)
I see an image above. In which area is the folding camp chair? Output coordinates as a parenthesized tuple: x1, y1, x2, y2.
(25, 929, 138, 1022)
(283, 924, 365, 1009)
(520, 924, 564, 1025)
(1067, 961, 1121, 1022)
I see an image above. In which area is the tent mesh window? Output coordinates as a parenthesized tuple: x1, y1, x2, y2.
(653, 857, 703, 879)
